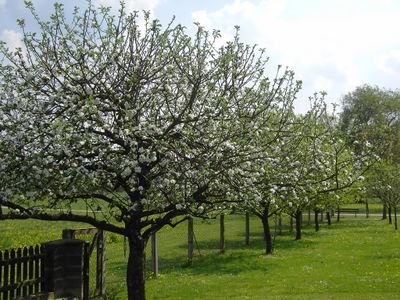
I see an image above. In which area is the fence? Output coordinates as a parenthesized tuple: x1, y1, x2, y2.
(0, 245, 44, 300)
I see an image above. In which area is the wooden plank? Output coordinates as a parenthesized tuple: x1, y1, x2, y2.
(40, 245, 45, 292)
(10, 249, 16, 299)
(0, 250, 3, 297)
(3, 250, 9, 300)
(16, 248, 22, 297)
(34, 245, 40, 293)
(22, 247, 28, 296)
(28, 246, 34, 295)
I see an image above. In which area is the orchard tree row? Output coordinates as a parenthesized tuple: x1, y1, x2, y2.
(339, 84, 400, 229)
(0, 2, 382, 299)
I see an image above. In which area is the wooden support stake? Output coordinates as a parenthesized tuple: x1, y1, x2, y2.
(245, 212, 250, 245)
(151, 232, 158, 278)
(220, 214, 225, 253)
(96, 230, 106, 296)
(188, 216, 194, 266)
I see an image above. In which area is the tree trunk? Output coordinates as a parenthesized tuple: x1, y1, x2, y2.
(295, 210, 302, 240)
(261, 212, 272, 255)
(314, 209, 320, 232)
(326, 211, 331, 226)
(365, 200, 369, 218)
(395, 206, 398, 230)
(336, 206, 340, 222)
(388, 205, 392, 224)
(382, 202, 387, 220)
(278, 215, 282, 235)
(127, 232, 146, 300)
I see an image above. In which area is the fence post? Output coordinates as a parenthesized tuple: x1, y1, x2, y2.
(0, 250, 3, 299)
(42, 239, 88, 300)
(96, 230, 106, 296)
(188, 216, 194, 266)
(220, 214, 225, 253)
(83, 241, 90, 300)
(151, 232, 158, 278)
(62, 229, 74, 239)
(10, 249, 16, 299)
(3, 250, 9, 300)
(245, 212, 250, 245)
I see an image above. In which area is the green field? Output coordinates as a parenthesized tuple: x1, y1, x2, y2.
(1, 206, 399, 299)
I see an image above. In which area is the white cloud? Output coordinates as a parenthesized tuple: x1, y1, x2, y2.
(191, 0, 400, 111)
(377, 50, 400, 77)
(0, 0, 6, 8)
(93, 0, 162, 13)
(1, 29, 23, 50)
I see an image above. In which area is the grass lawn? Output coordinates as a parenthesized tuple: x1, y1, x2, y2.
(1, 211, 399, 299)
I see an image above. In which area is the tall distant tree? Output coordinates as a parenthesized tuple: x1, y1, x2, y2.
(339, 84, 400, 162)
(340, 85, 400, 219)
(0, 2, 300, 299)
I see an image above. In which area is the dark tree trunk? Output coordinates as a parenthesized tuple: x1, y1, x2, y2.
(314, 209, 320, 232)
(336, 206, 340, 222)
(395, 206, 398, 230)
(365, 200, 369, 218)
(278, 215, 282, 235)
(127, 232, 147, 300)
(295, 210, 302, 240)
(261, 212, 273, 255)
(389, 206, 392, 224)
(326, 211, 331, 226)
(383, 202, 387, 220)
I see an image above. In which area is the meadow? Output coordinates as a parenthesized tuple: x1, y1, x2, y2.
(1, 204, 399, 299)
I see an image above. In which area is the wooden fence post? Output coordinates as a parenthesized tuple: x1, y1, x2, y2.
(83, 242, 90, 300)
(2, 250, 9, 300)
(96, 230, 106, 296)
(151, 232, 158, 278)
(188, 216, 194, 266)
(42, 239, 88, 300)
(220, 214, 225, 253)
(245, 212, 250, 245)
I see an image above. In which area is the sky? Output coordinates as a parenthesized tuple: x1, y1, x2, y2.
(1, 0, 400, 113)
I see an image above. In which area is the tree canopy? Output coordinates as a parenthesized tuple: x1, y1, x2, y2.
(0, 2, 381, 299)
(0, 2, 303, 298)
(339, 84, 400, 162)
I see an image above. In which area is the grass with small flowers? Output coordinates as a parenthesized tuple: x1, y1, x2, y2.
(1, 204, 400, 299)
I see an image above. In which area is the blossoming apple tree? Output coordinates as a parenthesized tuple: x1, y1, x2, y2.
(0, 2, 302, 299)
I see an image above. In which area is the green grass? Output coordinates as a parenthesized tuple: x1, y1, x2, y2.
(1, 214, 399, 299)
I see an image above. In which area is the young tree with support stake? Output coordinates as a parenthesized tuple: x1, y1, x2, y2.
(0, 1, 300, 299)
